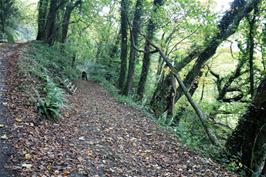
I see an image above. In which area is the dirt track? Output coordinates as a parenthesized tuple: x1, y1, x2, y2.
(0, 43, 20, 177)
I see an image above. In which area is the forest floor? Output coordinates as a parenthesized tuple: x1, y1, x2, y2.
(0, 43, 238, 177)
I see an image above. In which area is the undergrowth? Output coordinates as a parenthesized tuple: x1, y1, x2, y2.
(19, 42, 79, 120)
(36, 75, 66, 120)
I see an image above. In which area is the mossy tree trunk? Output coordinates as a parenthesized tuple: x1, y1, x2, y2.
(118, 0, 129, 91)
(262, 23, 266, 72)
(150, 72, 175, 117)
(262, 161, 266, 176)
(246, 6, 258, 98)
(44, 0, 59, 46)
(137, 0, 164, 100)
(122, 0, 143, 95)
(226, 76, 266, 177)
(60, 3, 72, 44)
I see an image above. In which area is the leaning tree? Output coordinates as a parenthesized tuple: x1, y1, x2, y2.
(150, 0, 262, 118)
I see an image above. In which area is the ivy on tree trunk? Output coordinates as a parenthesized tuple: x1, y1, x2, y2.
(226, 76, 266, 177)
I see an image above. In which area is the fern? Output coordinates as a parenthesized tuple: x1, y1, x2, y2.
(37, 75, 66, 120)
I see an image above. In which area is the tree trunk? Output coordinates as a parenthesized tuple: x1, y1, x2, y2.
(122, 0, 143, 95)
(156, 57, 164, 76)
(247, 6, 258, 98)
(137, 0, 164, 100)
(45, 0, 58, 46)
(109, 30, 120, 58)
(136, 20, 155, 99)
(36, 0, 49, 40)
(199, 70, 209, 102)
(117, 0, 128, 91)
(217, 57, 246, 101)
(60, 0, 81, 44)
(0, 0, 5, 40)
(226, 76, 266, 177)
(189, 70, 203, 97)
(71, 54, 76, 68)
(262, 23, 266, 72)
(150, 71, 171, 116)
(262, 160, 266, 176)
(60, 3, 72, 43)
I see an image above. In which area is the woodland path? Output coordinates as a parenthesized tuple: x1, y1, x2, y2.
(0, 43, 19, 177)
(1, 43, 237, 176)
(64, 80, 237, 177)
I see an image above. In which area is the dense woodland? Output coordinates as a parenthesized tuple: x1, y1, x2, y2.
(0, 0, 266, 176)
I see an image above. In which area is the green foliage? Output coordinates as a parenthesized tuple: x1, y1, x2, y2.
(0, 0, 20, 41)
(16, 0, 37, 41)
(23, 42, 79, 80)
(174, 110, 215, 148)
(37, 75, 66, 120)
(19, 42, 79, 121)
